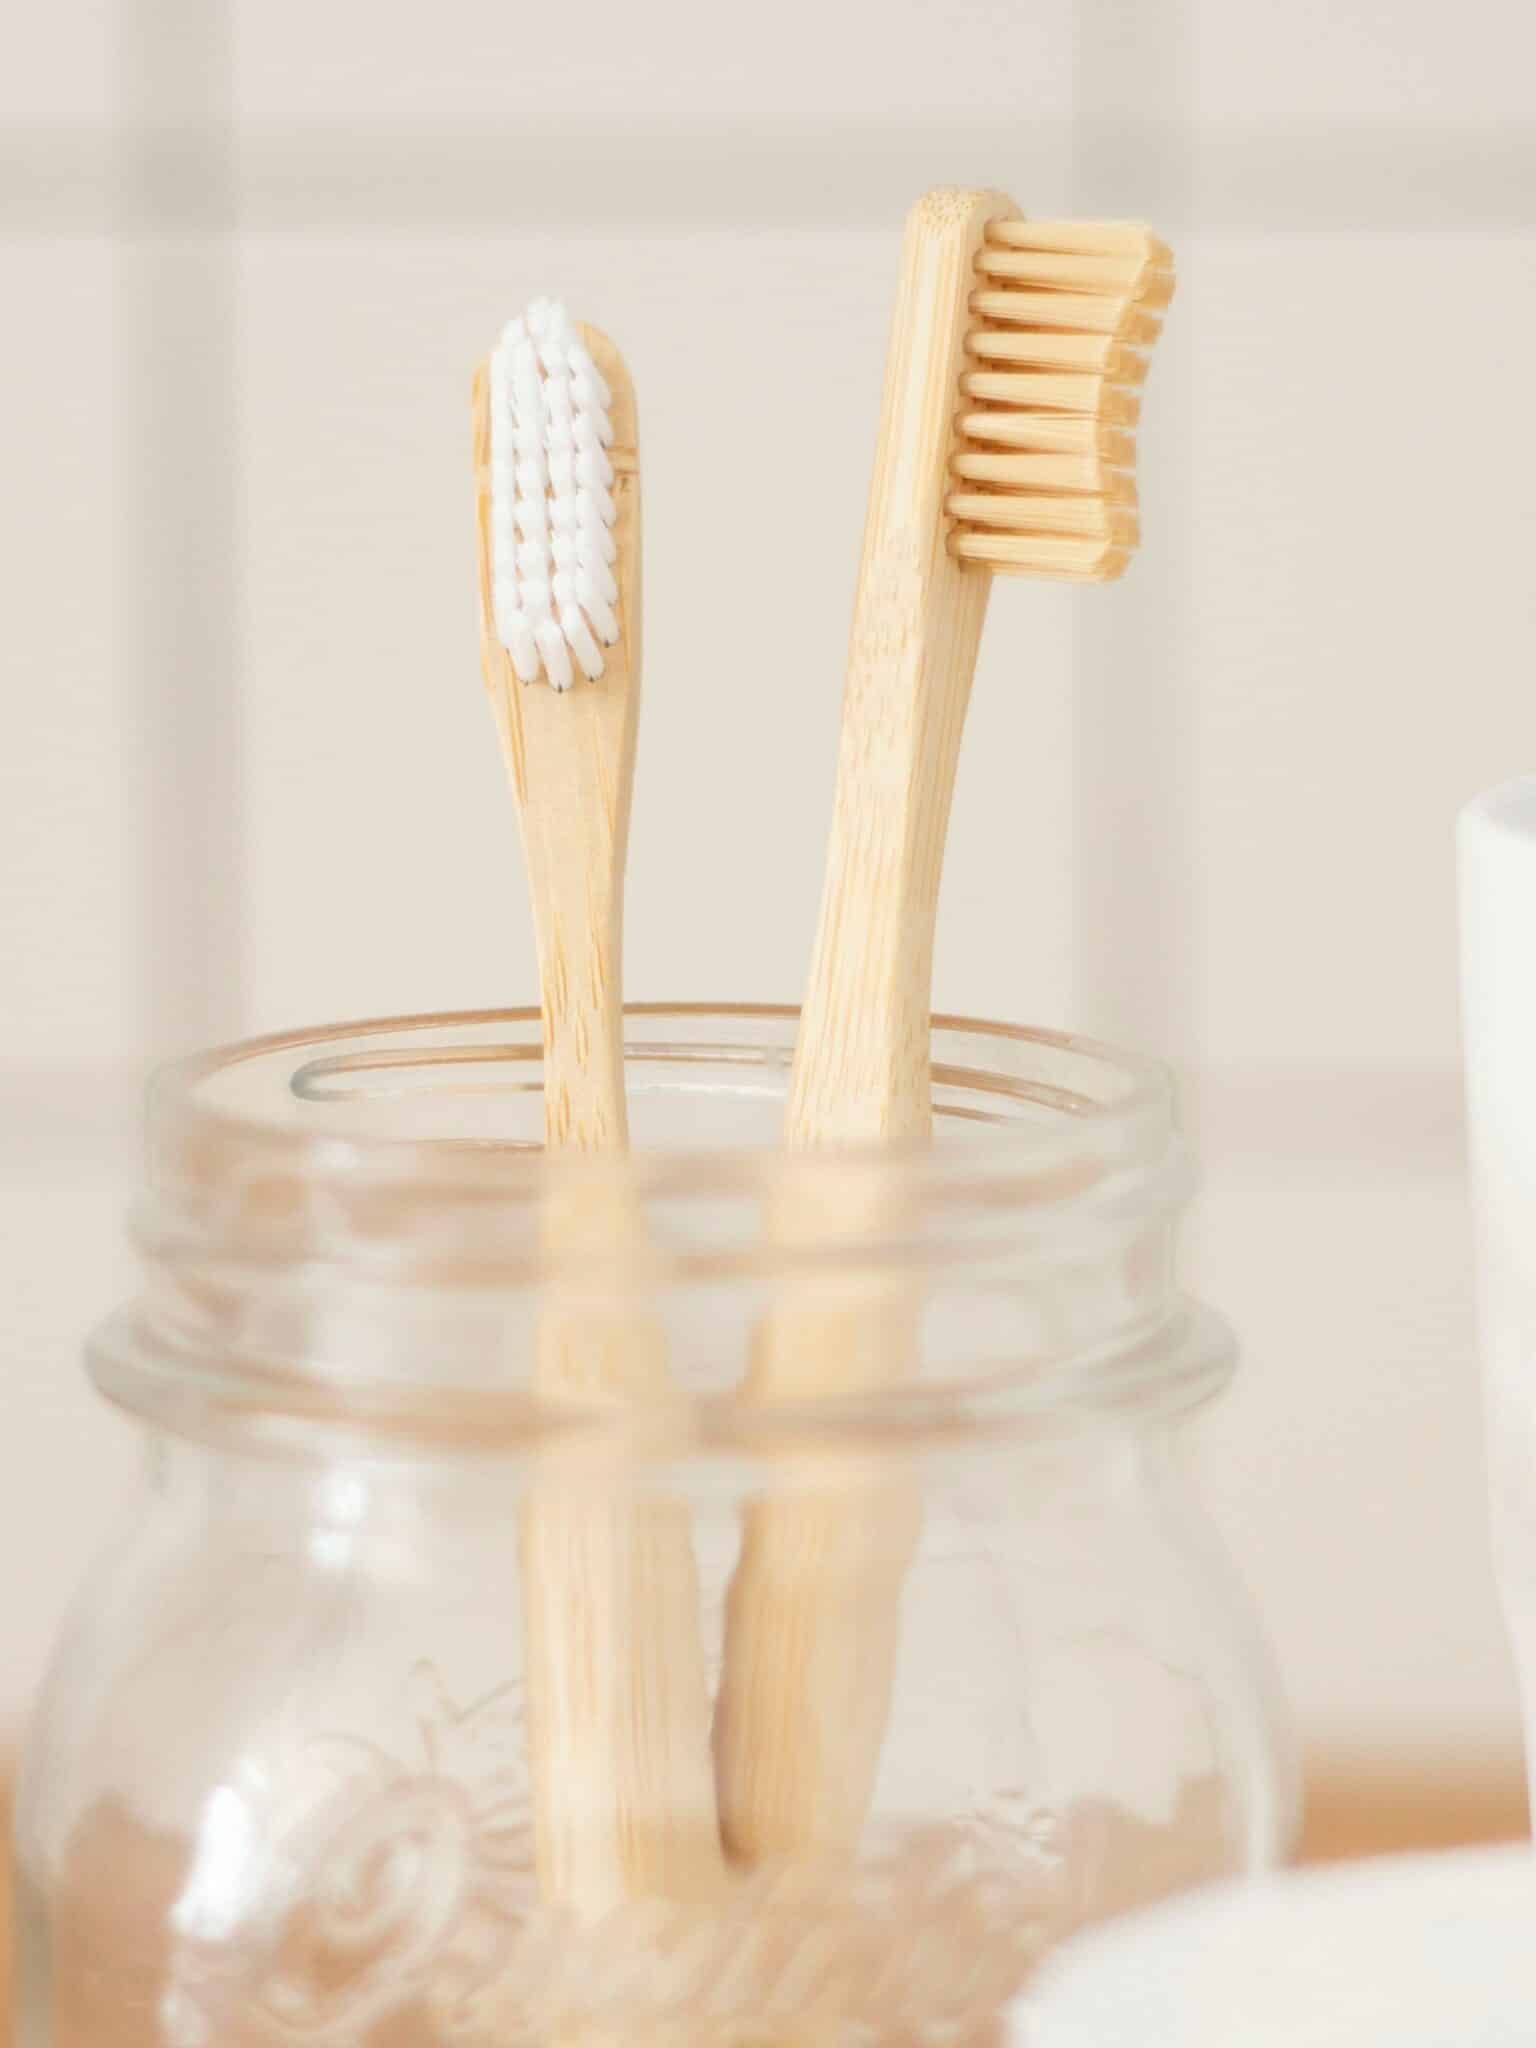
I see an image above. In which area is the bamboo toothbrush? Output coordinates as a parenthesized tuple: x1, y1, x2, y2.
(473, 299, 722, 1914)
(714, 191, 1175, 1865)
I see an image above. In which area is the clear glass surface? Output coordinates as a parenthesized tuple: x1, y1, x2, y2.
(16, 1006, 1294, 2047)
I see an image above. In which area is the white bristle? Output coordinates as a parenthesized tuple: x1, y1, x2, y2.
(548, 446, 576, 497)
(490, 297, 618, 688)
(535, 615, 573, 692)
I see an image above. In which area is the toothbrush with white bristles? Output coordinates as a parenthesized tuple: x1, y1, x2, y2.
(473, 303, 724, 1914)
(489, 297, 621, 693)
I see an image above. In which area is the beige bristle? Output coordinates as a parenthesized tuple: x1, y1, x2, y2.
(974, 247, 1176, 309)
(950, 447, 1135, 498)
(986, 218, 1173, 265)
(951, 527, 1132, 581)
(947, 215, 1173, 582)
(966, 288, 1159, 341)
(960, 370, 1142, 425)
(966, 320, 1142, 377)
(945, 492, 1139, 545)
(957, 410, 1137, 460)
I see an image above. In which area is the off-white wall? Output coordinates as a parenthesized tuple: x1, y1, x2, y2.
(3, 0, 1534, 1768)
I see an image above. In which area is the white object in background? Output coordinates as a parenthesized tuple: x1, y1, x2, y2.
(1023, 1845, 1536, 2045)
(1462, 777, 1536, 1826)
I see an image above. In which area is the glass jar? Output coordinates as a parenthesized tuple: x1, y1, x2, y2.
(16, 1006, 1293, 2048)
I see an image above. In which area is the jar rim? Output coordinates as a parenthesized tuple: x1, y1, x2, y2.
(147, 1001, 1175, 1207)
(95, 1004, 1224, 1452)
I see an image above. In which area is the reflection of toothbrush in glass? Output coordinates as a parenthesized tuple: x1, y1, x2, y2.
(472, 300, 722, 1913)
(715, 192, 1175, 1867)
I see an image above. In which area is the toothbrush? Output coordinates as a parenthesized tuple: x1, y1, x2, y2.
(472, 300, 723, 1913)
(714, 192, 1175, 1865)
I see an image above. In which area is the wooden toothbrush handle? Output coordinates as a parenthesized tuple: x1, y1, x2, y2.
(786, 570, 990, 1147)
(716, 192, 1020, 1874)
(475, 340, 641, 1160)
(473, 347, 725, 1920)
(788, 188, 1016, 1149)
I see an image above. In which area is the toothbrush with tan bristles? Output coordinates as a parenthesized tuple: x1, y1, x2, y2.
(472, 300, 723, 1915)
(714, 191, 1175, 1866)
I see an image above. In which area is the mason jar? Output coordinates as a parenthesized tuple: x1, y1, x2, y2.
(15, 1005, 1293, 2048)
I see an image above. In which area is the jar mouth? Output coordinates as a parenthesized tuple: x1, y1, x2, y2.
(146, 1002, 1174, 1213)
(96, 1005, 1223, 1450)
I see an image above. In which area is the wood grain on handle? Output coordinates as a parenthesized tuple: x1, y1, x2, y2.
(787, 189, 1017, 1147)
(473, 340, 724, 1913)
(715, 192, 1019, 1867)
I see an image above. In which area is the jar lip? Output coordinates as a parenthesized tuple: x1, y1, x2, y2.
(147, 1001, 1176, 1215)
(111, 1005, 1203, 1445)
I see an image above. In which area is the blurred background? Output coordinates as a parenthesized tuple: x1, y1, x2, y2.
(4, 0, 1535, 1871)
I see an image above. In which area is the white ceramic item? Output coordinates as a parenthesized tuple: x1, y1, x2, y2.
(1462, 777, 1536, 1826)
(1023, 1844, 1536, 2045)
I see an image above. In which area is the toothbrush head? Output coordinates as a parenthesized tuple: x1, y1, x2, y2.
(947, 220, 1174, 583)
(488, 297, 621, 690)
